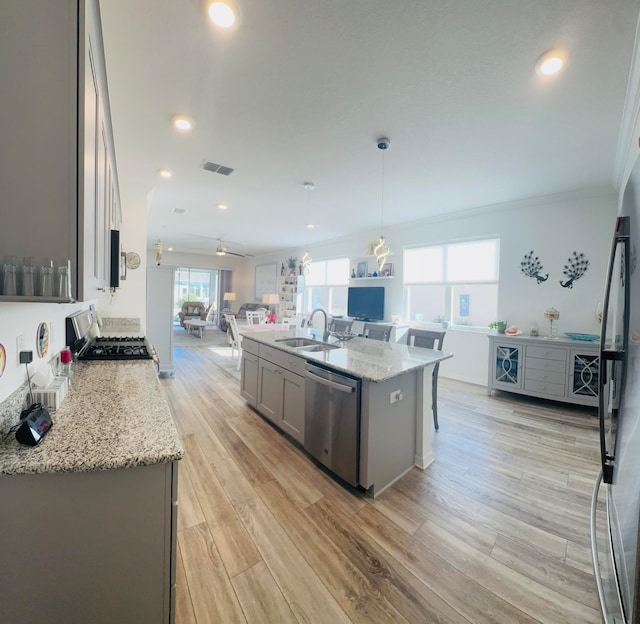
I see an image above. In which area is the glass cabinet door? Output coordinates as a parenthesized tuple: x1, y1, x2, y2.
(569, 351, 599, 402)
(493, 344, 522, 388)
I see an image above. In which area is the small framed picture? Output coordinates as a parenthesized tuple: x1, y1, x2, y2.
(381, 262, 393, 277)
(356, 260, 368, 278)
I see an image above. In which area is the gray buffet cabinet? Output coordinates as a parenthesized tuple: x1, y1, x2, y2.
(240, 331, 451, 497)
(487, 332, 600, 406)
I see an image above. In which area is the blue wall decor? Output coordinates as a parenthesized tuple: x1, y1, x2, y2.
(560, 251, 589, 289)
(520, 250, 548, 284)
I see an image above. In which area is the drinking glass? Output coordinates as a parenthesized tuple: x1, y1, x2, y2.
(22, 257, 35, 296)
(3, 256, 17, 296)
(60, 348, 74, 377)
(40, 260, 54, 297)
(57, 261, 71, 299)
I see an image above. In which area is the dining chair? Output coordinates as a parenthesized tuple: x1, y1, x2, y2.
(281, 316, 300, 328)
(246, 310, 266, 325)
(329, 318, 353, 333)
(363, 323, 392, 342)
(224, 314, 243, 370)
(406, 328, 446, 430)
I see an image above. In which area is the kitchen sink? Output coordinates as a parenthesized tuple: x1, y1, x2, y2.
(276, 338, 322, 347)
(296, 343, 340, 352)
(275, 337, 340, 352)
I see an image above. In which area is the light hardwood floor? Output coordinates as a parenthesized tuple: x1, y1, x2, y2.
(162, 345, 604, 624)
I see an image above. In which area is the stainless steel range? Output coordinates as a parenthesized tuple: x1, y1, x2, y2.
(66, 310, 155, 363)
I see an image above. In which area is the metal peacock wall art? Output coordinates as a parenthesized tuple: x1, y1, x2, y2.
(560, 251, 589, 288)
(520, 250, 548, 284)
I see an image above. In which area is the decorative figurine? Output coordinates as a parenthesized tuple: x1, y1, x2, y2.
(281, 263, 285, 276)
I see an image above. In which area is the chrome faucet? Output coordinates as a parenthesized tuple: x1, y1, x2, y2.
(309, 308, 329, 340)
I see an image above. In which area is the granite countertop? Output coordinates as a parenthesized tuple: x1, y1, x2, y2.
(239, 327, 452, 382)
(0, 360, 184, 476)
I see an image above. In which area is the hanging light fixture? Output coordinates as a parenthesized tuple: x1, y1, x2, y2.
(155, 239, 163, 266)
(301, 182, 314, 275)
(374, 137, 391, 273)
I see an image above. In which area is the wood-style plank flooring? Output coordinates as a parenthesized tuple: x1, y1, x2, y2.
(162, 345, 604, 623)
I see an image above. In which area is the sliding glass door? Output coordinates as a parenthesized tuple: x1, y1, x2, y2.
(173, 268, 219, 325)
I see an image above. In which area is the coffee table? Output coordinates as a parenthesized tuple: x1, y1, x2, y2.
(184, 319, 210, 338)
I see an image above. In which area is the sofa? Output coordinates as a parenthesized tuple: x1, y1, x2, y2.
(178, 301, 206, 328)
(219, 303, 268, 331)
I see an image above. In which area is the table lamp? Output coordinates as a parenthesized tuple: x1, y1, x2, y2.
(262, 293, 280, 322)
(223, 292, 236, 312)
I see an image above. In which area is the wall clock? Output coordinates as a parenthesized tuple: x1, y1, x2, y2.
(125, 252, 141, 270)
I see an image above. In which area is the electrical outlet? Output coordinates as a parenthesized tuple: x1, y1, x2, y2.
(16, 334, 25, 365)
(390, 390, 403, 404)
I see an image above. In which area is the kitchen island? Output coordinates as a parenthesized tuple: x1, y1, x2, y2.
(238, 326, 452, 497)
(0, 360, 183, 624)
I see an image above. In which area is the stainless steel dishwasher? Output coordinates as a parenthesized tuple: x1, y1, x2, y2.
(304, 363, 361, 486)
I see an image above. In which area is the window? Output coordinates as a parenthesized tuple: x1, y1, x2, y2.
(173, 267, 219, 324)
(303, 258, 350, 315)
(403, 238, 499, 328)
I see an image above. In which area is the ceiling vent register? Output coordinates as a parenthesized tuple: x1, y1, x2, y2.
(202, 161, 234, 176)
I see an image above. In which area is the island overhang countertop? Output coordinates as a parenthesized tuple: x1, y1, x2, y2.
(0, 360, 184, 476)
(238, 326, 452, 382)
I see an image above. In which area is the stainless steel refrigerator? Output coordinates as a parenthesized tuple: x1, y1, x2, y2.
(591, 156, 640, 623)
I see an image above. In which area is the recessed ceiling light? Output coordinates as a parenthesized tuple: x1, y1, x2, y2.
(171, 114, 194, 131)
(158, 168, 173, 178)
(216, 203, 228, 210)
(306, 223, 315, 229)
(208, 1, 236, 28)
(168, 247, 173, 251)
(535, 49, 566, 76)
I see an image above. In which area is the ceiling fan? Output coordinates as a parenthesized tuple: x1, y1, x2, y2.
(187, 234, 251, 257)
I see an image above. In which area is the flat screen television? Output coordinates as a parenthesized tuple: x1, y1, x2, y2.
(347, 286, 385, 321)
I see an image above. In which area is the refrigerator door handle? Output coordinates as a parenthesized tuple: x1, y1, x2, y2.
(598, 216, 630, 484)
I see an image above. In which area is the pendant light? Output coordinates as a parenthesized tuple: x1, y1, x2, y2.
(374, 137, 391, 273)
(301, 182, 314, 275)
(155, 239, 163, 266)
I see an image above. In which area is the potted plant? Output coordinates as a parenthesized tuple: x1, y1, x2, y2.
(488, 321, 507, 334)
(286, 256, 297, 275)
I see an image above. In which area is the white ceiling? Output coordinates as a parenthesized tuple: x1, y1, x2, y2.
(99, 0, 640, 258)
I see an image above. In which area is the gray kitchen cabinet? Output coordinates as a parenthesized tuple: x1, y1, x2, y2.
(281, 369, 305, 442)
(0, 0, 120, 302)
(240, 339, 260, 407)
(0, 461, 178, 624)
(243, 341, 306, 444)
(487, 334, 599, 407)
(257, 358, 283, 424)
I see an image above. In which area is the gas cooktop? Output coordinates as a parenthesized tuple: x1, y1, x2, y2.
(79, 336, 152, 360)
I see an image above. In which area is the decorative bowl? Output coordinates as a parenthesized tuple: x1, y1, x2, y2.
(565, 332, 599, 341)
(329, 331, 357, 342)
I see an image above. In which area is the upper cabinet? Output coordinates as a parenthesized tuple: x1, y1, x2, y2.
(0, 0, 121, 302)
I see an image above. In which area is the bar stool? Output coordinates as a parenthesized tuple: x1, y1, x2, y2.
(406, 328, 446, 430)
(363, 323, 392, 342)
